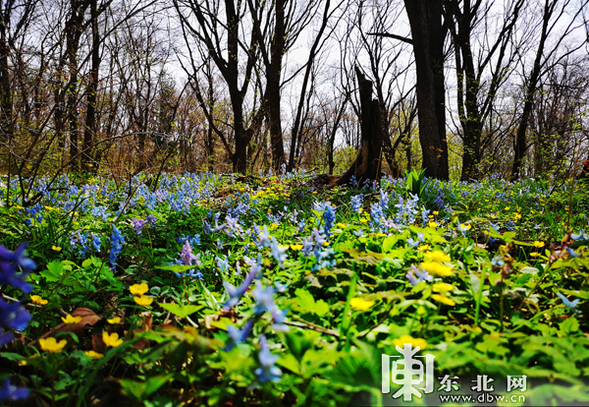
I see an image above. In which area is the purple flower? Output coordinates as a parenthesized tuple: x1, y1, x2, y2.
(223, 262, 260, 311)
(255, 335, 281, 383)
(132, 218, 148, 235)
(146, 214, 157, 227)
(0, 379, 29, 402)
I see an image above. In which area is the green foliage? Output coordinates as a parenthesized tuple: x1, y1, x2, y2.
(1, 170, 589, 406)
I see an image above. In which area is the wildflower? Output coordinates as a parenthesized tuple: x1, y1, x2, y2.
(290, 244, 303, 251)
(491, 255, 505, 267)
(420, 261, 453, 277)
(224, 318, 254, 351)
(108, 225, 125, 269)
(432, 282, 454, 292)
(350, 297, 375, 311)
(131, 218, 148, 235)
(393, 335, 428, 350)
(406, 264, 433, 286)
(129, 283, 149, 296)
(269, 237, 288, 267)
(431, 294, 456, 306)
(0, 243, 35, 293)
(51, 246, 61, 252)
(146, 214, 157, 227)
(565, 247, 580, 258)
(556, 292, 581, 314)
(102, 331, 123, 347)
(39, 337, 67, 353)
(61, 315, 82, 324)
(457, 220, 471, 236)
(428, 221, 439, 228)
(424, 250, 451, 263)
(533, 241, 545, 248)
(84, 350, 103, 359)
(571, 230, 588, 241)
(0, 379, 29, 402)
(30, 295, 48, 305)
(179, 240, 200, 265)
(223, 257, 261, 311)
(107, 317, 121, 324)
(530, 252, 540, 257)
(134, 295, 153, 307)
(255, 335, 281, 383)
(351, 194, 363, 213)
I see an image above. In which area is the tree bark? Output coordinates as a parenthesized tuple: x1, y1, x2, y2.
(336, 67, 383, 185)
(404, 0, 449, 180)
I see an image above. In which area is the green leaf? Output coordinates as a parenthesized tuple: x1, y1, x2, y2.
(119, 375, 171, 401)
(559, 316, 580, 335)
(158, 303, 204, 319)
(314, 299, 330, 316)
(276, 353, 301, 375)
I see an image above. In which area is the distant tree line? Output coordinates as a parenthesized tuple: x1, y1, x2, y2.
(0, 0, 588, 187)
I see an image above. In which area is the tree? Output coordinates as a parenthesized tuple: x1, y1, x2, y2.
(511, 0, 588, 180)
(336, 67, 383, 185)
(403, 0, 449, 180)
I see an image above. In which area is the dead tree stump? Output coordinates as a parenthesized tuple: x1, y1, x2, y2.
(336, 67, 383, 186)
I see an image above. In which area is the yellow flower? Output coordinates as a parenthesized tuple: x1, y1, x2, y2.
(504, 207, 510, 211)
(39, 337, 67, 353)
(417, 244, 431, 251)
(350, 297, 375, 311)
(431, 294, 456, 306)
(424, 250, 451, 263)
(433, 211, 439, 216)
(129, 283, 149, 296)
(514, 213, 522, 220)
(530, 252, 540, 257)
(84, 350, 103, 359)
(432, 282, 455, 293)
(270, 223, 279, 230)
(290, 244, 303, 251)
(533, 241, 545, 248)
(134, 295, 153, 307)
(420, 261, 453, 277)
(61, 315, 82, 324)
(102, 331, 123, 347)
(107, 317, 121, 324)
(393, 335, 428, 350)
(336, 222, 347, 229)
(428, 221, 439, 228)
(18, 354, 38, 366)
(51, 245, 62, 251)
(31, 295, 48, 305)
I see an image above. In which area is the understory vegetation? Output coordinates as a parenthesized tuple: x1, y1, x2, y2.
(1, 169, 588, 406)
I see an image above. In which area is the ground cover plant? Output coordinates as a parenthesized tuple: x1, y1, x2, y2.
(1, 169, 588, 406)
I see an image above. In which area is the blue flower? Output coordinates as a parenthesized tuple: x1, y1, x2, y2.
(255, 335, 281, 383)
(223, 259, 261, 311)
(269, 237, 287, 268)
(108, 225, 126, 269)
(566, 247, 580, 258)
(0, 379, 29, 402)
(224, 318, 254, 351)
(0, 243, 35, 294)
(571, 230, 588, 241)
(556, 292, 581, 314)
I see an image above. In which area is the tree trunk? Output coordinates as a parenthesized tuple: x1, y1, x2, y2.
(511, 0, 554, 181)
(81, 0, 100, 172)
(336, 67, 383, 185)
(404, 0, 449, 180)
